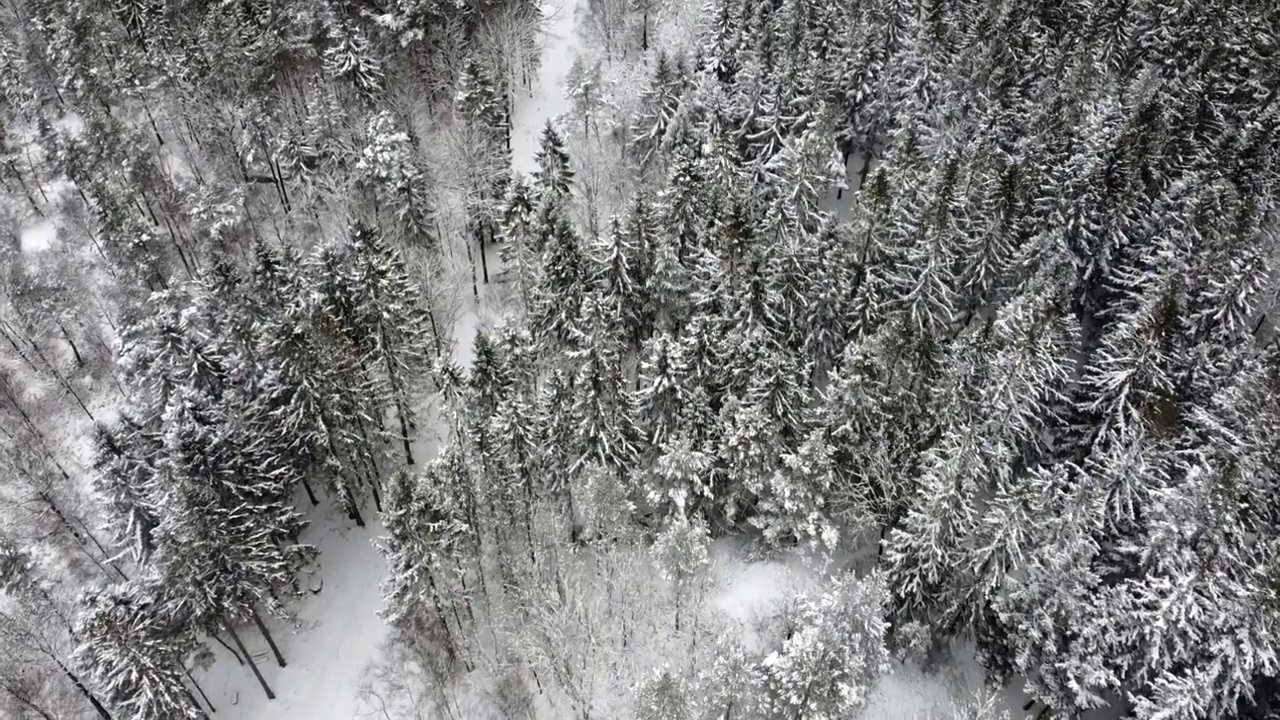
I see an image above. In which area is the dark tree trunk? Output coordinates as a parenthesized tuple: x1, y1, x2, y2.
(4, 688, 57, 720)
(184, 665, 215, 713)
(145, 107, 165, 145)
(250, 608, 287, 668)
(859, 152, 873, 190)
(273, 157, 291, 212)
(223, 621, 275, 700)
(58, 662, 113, 720)
(301, 477, 319, 506)
(8, 160, 44, 217)
(397, 405, 414, 466)
(369, 477, 383, 513)
(344, 486, 366, 527)
(182, 687, 209, 719)
(59, 324, 85, 367)
(466, 236, 479, 300)
(211, 632, 244, 665)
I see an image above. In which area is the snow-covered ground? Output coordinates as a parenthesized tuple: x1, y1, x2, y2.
(195, 508, 391, 719)
(19, 220, 56, 252)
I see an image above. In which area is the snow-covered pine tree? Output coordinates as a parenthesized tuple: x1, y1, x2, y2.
(379, 464, 476, 665)
(74, 582, 205, 720)
(593, 214, 647, 354)
(634, 667, 692, 720)
(320, 5, 383, 97)
(631, 52, 689, 171)
(355, 111, 436, 250)
(532, 121, 574, 205)
(500, 177, 540, 313)
(566, 290, 640, 474)
(763, 575, 890, 720)
(342, 224, 436, 466)
(531, 209, 590, 354)
(92, 418, 163, 565)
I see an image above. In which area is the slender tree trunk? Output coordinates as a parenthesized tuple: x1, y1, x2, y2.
(301, 477, 319, 505)
(425, 573, 459, 665)
(223, 621, 275, 700)
(59, 324, 85, 367)
(182, 687, 209, 719)
(859, 152, 873, 190)
(273, 157, 291, 212)
(25, 148, 48, 205)
(211, 632, 244, 665)
(184, 661, 216, 712)
(250, 608, 287, 668)
(20, 332, 96, 422)
(344, 486, 366, 527)
(466, 236, 479, 300)
(429, 308, 443, 357)
(7, 160, 43, 217)
(145, 106, 165, 145)
(382, 351, 415, 467)
(46, 498, 120, 580)
(57, 661, 113, 720)
(4, 689, 57, 720)
(369, 476, 383, 513)
(479, 223, 490, 284)
(396, 404, 414, 466)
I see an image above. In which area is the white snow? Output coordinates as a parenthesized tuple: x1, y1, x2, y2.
(20, 220, 56, 252)
(195, 507, 390, 719)
(52, 112, 85, 137)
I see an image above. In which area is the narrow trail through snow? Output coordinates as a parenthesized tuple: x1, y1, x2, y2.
(195, 1, 584, 715)
(510, 0, 582, 176)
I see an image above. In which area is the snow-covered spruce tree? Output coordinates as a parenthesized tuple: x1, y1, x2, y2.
(593, 210, 649, 355)
(338, 224, 436, 466)
(92, 418, 163, 565)
(566, 290, 641, 475)
(634, 667, 692, 720)
(483, 335, 547, 561)
(697, 632, 766, 720)
(753, 428, 839, 550)
(884, 286, 1075, 639)
(816, 314, 943, 544)
(637, 331, 693, 449)
(630, 51, 689, 172)
(532, 121, 574, 206)
(533, 215, 591, 349)
(355, 111, 436, 250)
(379, 464, 477, 668)
(148, 387, 313, 681)
(320, 6, 383, 97)
(762, 575, 890, 720)
(500, 177, 540, 313)
(646, 222, 693, 336)
(308, 241, 398, 511)
(74, 582, 204, 720)
(650, 512, 710, 635)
